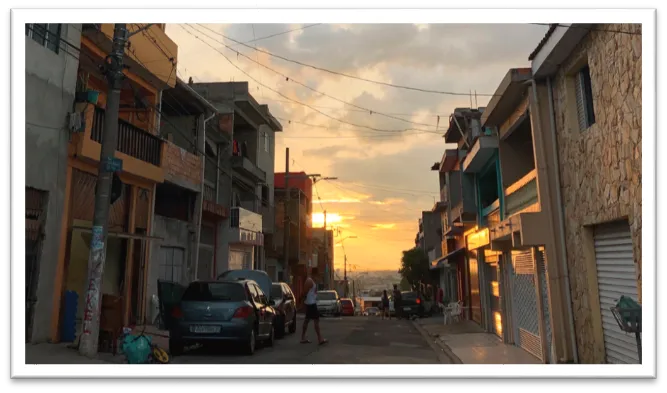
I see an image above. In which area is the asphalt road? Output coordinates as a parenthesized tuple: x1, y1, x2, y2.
(171, 315, 450, 364)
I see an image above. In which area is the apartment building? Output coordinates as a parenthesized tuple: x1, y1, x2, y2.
(25, 23, 82, 343)
(272, 172, 313, 303)
(190, 82, 282, 275)
(529, 23, 642, 364)
(41, 24, 179, 342)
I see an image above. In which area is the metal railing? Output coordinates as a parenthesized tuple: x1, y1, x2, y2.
(91, 107, 162, 166)
(203, 184, 216, 202)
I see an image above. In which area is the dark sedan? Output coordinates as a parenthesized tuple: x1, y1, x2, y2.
(397, 291, 425, 319)
(270, 282, 297, 337)
(159, 279, 276, 356)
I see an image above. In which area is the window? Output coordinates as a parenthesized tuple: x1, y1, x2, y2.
(26, 24, 61, 54)
(575, 65, 596, 130)
(264, 132, 270, 152)
(316, 291, 337, 301)
(158, 247, 185, 283)
(261, 185, 270, 207)
(252, 284, 268, 305)
(270, 284, 284, 300)
(182, 282, 247, 302)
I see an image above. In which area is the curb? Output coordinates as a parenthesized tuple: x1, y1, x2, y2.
(412, 321, 463, 364)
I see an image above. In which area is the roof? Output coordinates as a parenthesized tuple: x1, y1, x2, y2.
(528, 24, 558, 61)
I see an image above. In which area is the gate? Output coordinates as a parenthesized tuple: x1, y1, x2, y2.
(26, 187, 47, 342)
(510, 249, 543, 360)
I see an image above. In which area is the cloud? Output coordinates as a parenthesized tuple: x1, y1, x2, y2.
(167, 23, 548, 271)
(371, 223, 397, 230)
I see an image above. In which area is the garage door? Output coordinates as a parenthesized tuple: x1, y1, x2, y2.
(594, 221, 640, 364)
(510, 249, 542, 361)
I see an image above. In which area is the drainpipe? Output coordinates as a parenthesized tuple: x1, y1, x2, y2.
(192, 112, 217, 281)
(544, 77, 579, 364)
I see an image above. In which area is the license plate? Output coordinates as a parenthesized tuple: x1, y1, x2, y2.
(190, 325, 220, 334)
(404, 307, 412, 311)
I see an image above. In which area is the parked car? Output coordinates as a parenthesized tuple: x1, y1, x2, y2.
(316, 290, 342, 316)
(340, 298, 355, 316)
(363, 306, 380, 316)
(217, 269, 272, 301)
(159, 279, 276, 356)
(397, 291, 425, 319)
(270, 282, 297, 337)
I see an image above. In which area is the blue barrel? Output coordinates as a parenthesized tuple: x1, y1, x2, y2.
(60, 290, 78, 342)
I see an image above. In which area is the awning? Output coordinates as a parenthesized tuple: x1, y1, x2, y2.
(72, 226, 164, 241)
(430, 247, 466, 270)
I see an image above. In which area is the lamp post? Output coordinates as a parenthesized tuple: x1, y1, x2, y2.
(336, 235, 357, 297)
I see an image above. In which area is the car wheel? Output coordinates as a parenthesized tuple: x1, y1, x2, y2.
(244, 328, 256, 355)
(275, 315, 286, 338)
(169, 338, 184, 357)
(288, 313, 297, 334)
(266, 324, 275, 347)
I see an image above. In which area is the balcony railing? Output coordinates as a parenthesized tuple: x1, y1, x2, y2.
(482, 199, 501, 226)
(204, 184, 216, 202)
(505, 169, 538, 217)
(91, 107, 162, 166)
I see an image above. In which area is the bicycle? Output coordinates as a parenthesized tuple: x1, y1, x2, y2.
(118, 326, 171, 364)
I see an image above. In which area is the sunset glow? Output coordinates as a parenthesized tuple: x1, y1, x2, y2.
(311, 212, 343, 228)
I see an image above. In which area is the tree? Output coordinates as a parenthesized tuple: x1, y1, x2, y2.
(398, 247, 431, 289)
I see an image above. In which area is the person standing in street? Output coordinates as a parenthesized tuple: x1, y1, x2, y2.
(392, 284, 402, 320)
(301, 276, 328, 345)
(381, 290, 391, 320)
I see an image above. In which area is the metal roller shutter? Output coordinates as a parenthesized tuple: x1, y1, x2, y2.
(594, 221, 640, 364)
(536, 249, 553, 363)
(511, 250, 543, 360)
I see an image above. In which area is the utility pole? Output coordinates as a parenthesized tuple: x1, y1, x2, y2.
(283, 148, 290, 284)
(344, 254, 348, 297)
(79, 24, 128, 357)
(323, 210, 327, 288)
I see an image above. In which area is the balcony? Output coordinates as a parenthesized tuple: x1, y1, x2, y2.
(505, 169, 539, 217)
(482, 199, 502, 227)
(463, 135, 499, 173)
(84, 24, 178, 90)
(163, 140, 202, 192)
(75, 105, 165, 182)
(202, 184, 227, 219)
(228, 207, 263, 246)
(451, 199, 477, 229)
(231, 155, 266, 183)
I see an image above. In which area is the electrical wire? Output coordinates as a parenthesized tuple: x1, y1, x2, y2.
(261, 97, 445, 118)
(180, 24, 442, 135)
(189, 23, 443, 131)
(194, 23, 499, 97)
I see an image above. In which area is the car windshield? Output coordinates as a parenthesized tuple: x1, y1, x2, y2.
(402, 292, 418, 300)
(341, 300, 353, 306)
(317, 292, 337, 301)
(270, 284, 283, 299)
(182, 282, 246, 302)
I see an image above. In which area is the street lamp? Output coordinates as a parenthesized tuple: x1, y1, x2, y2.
(336, 235, 358, 297)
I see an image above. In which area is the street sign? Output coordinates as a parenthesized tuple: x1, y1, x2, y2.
(104, 157, 123, 173)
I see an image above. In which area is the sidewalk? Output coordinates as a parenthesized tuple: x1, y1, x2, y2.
(414, 316, 541, 364)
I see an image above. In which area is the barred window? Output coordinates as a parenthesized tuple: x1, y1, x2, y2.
(26, 23, 62, 54)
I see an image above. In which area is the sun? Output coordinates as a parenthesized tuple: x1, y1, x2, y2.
(311, 212, 342, 228)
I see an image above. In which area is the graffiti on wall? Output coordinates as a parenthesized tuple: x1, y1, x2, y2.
(81, 225, 105, 336)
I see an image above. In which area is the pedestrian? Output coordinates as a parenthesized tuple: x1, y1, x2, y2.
(301, 275, 328, 345)
(392, 284, 402, 320)
(381, 290, 390, 320)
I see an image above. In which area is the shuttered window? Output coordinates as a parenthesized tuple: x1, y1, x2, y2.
(575, 65, 596, 131)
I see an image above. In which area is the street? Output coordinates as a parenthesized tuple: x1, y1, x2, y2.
(170, 315, 451, 364)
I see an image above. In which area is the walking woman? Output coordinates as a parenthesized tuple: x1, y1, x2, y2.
(381, 290, 391, 320)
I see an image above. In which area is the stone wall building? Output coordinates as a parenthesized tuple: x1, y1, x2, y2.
(530, 24, 642, 364)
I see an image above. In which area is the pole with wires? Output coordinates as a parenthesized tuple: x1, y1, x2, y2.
(283, 148, 290, 284)
(79, 24, 128, 357)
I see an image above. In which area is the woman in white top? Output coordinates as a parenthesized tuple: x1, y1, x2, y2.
(301, 276, 328, 345)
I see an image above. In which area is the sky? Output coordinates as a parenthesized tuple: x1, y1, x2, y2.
(165, 23, 548, 273)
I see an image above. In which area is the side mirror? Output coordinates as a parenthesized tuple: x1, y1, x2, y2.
(269, 299, 275, 306)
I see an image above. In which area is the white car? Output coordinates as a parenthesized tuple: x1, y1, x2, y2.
(316, 290, 342, 316)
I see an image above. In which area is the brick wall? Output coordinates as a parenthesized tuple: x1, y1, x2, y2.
(551, 24, 641, 363)
(164, 141, 202, 190)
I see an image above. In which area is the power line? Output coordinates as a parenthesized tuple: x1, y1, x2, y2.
(231, 23, 322, 46)
(194, 23, 499, 97)
(261, 96, 445, 118)
(274, 115, 437, 137)
(179, 24, 440, 135)
(531, 23, 642, 36)
(186, 24, 443, 132)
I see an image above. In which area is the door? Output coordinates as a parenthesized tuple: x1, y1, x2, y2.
(198, 246, 214, 281)
(468, 251, 482, 325)
(593, 221, 640, 364)
(510, 249, 542, 360)
(157, 280, 187, 331)
(282, 284, 296, 323)
(25, 188, 47, 342)
(158, 246, 185, 284)
(229, 249, 245, 271)
(250, 284, 271, 337)
(487, 262, 502, 337)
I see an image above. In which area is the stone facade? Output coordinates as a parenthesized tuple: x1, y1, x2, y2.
(550, 24, 642, 363)
(163, 140, 202, 191)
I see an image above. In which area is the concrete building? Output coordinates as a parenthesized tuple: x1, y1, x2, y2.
(144, 78, 227, 324)
(190, 82, 282, 275)
(25, 23, 82, 343)
(417, 211, 441, 259)
(529, 23, 642, 364)
(44, 24, 179, 342)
